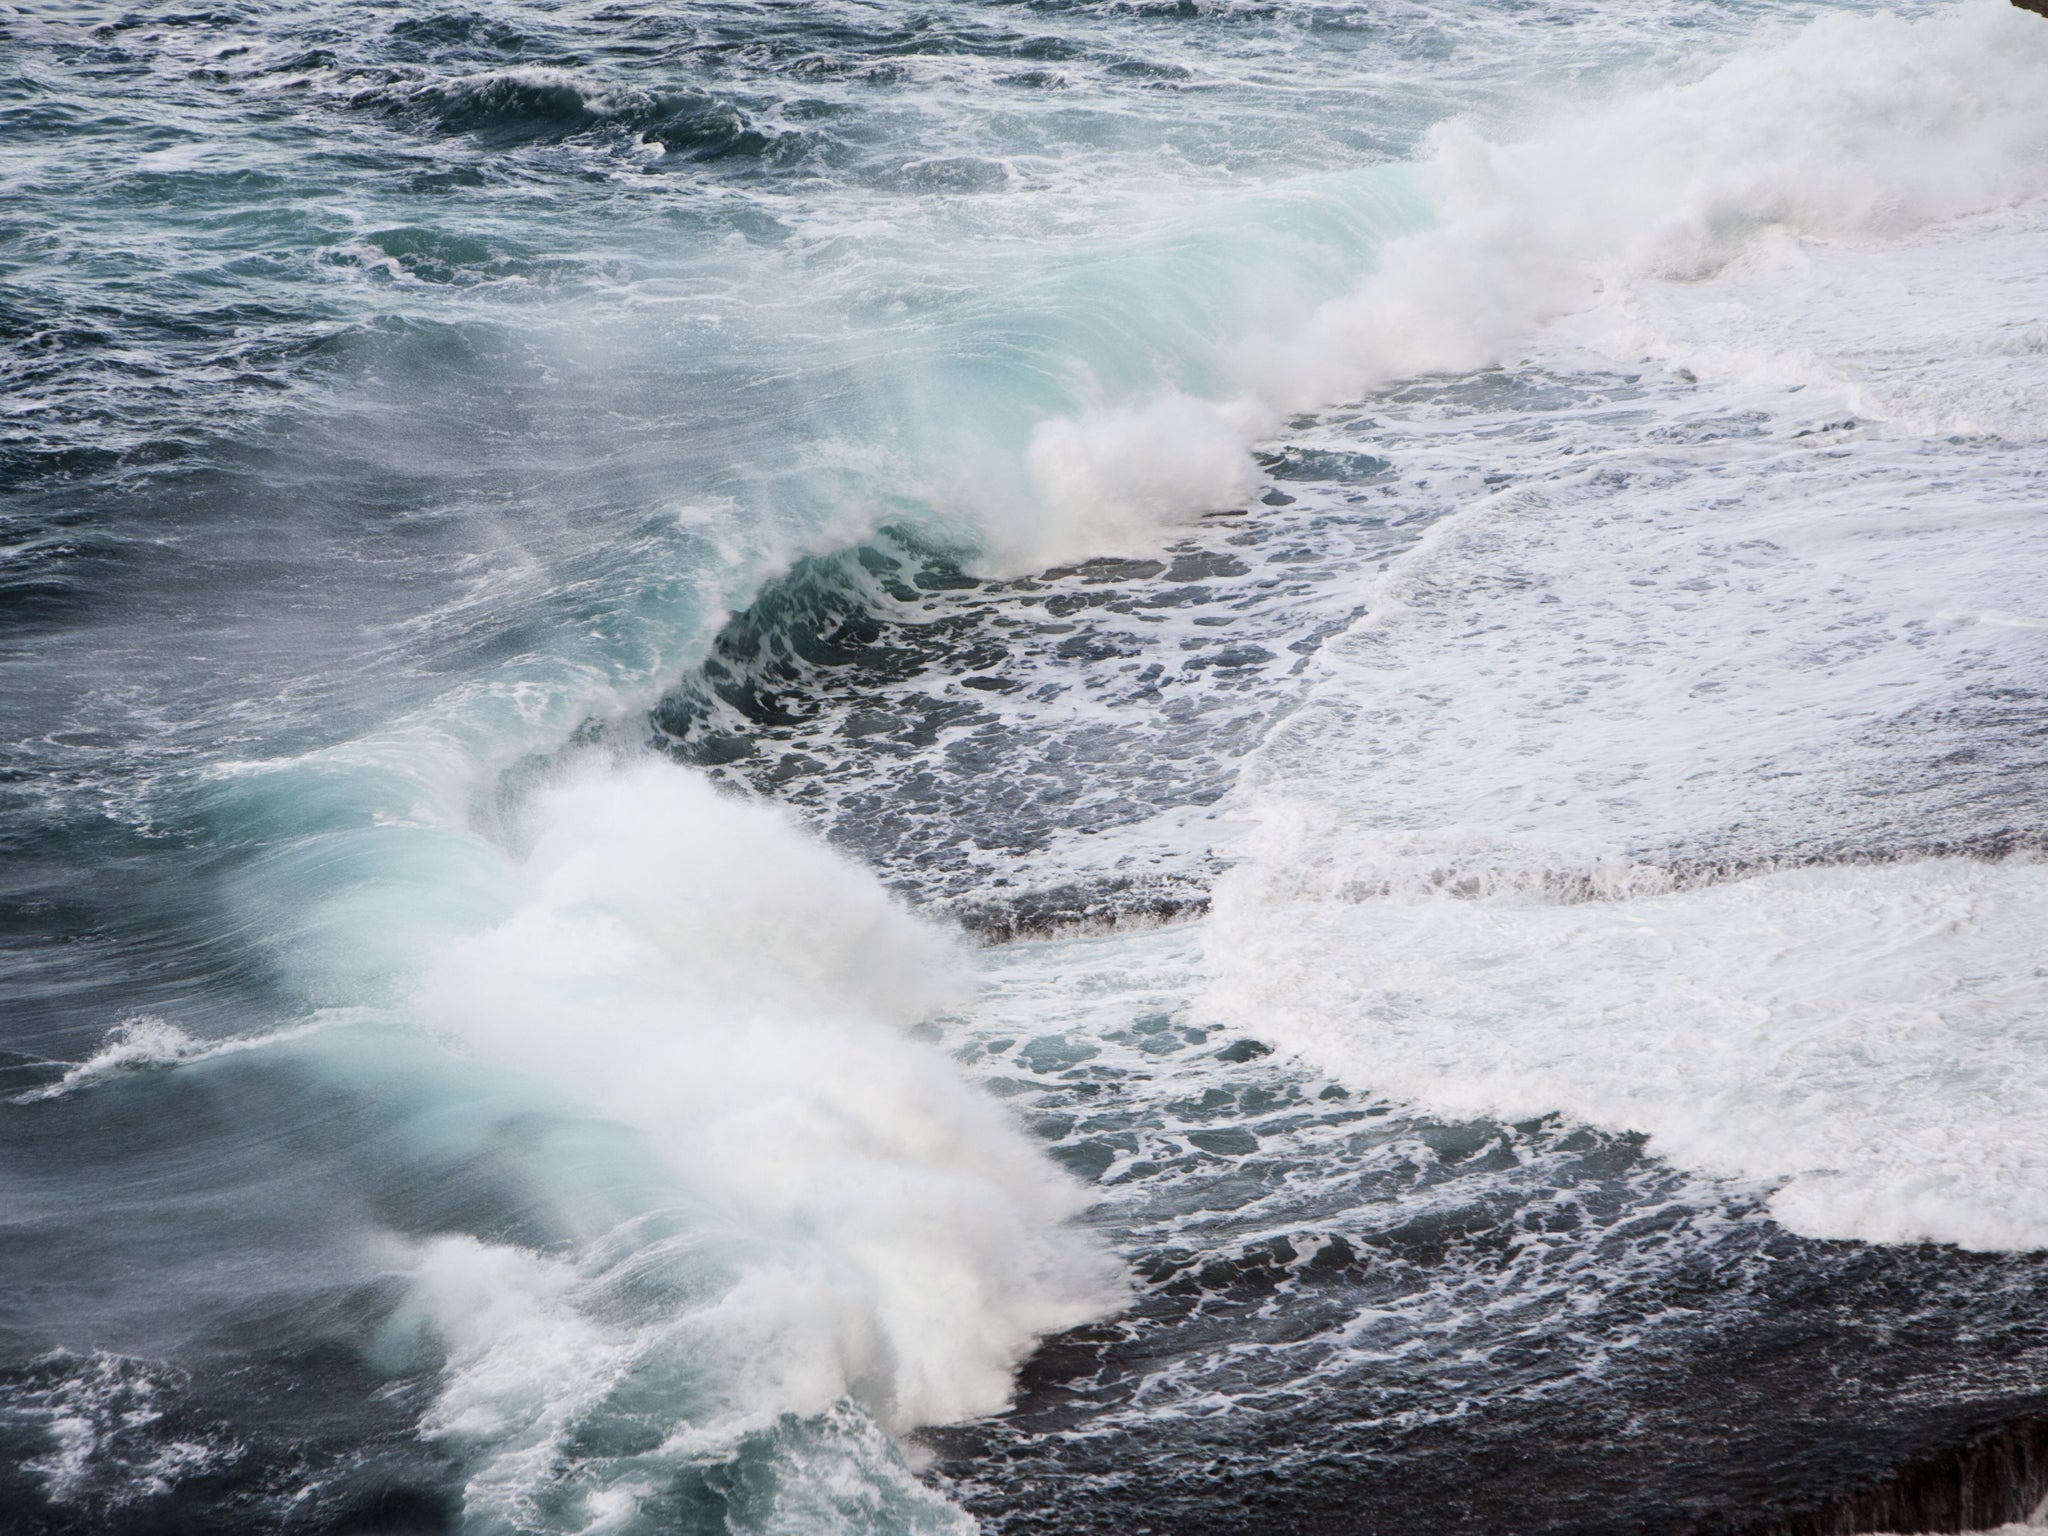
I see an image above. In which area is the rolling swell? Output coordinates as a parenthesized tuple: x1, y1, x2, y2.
(348, 72, 803, 164)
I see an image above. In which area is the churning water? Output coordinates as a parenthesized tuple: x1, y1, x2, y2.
(5, 0, 2048, 1531)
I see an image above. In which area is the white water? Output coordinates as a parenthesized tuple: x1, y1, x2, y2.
(1026, 0, 2048, 558)
(419, 764, 1119, 1424)
(1202, 29, 2048, 1251)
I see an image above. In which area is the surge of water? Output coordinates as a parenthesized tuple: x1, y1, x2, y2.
(6, 0, 2048, 1531)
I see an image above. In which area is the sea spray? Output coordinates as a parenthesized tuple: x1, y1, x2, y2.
(1022, 0, 2048, 552)
(392, 762, 1121, 1523)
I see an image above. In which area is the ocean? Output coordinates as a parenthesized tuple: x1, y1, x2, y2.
(4, 0, 2048, 1531)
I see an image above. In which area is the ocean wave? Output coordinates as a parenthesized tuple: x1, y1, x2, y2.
(346, 68, 814, 164)
(322, 760, 1126, 1525)
(12, 0, 2048, 1529)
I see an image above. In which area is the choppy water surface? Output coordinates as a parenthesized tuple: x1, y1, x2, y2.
(5, 0, 2048, 1531)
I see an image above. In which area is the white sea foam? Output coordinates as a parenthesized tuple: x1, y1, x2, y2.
(1020, 0, 2048, 555)
(388, 1236, 640, 1529)
(1203, 152, 2048, 1251)
(1267, 0, 2048, 403)
(1024, 394, 1262, 568)
(1207, 856, 2048, 1252)
(29, 1017, 202, 1098)
(13, 1015, 343, 1105)
(396, 761, 1122, 1524)
(17, 1352, 236, 1508)
(11, 1017, 208, 1106)
(1567, 197, 2048, 442)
